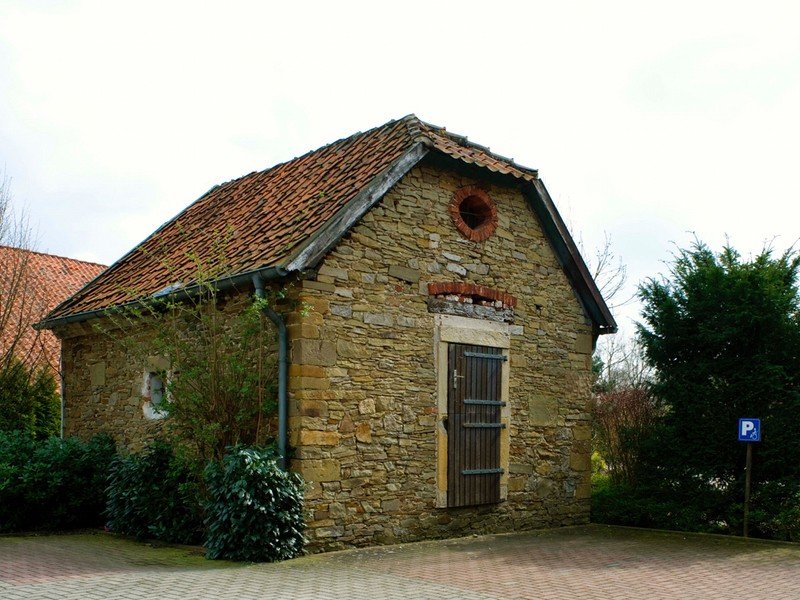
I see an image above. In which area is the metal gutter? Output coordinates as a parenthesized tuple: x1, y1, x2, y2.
(36, 265, 286, 330)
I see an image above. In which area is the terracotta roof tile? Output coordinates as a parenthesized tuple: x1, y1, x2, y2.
(0, 246, 105, 372)
(45, 115, 541, 322)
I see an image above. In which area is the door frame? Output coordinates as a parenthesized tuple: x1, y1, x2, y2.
(433, 314, 510, 508)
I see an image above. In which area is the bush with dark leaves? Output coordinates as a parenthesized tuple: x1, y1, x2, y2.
(204, 446, 304, 562)
(0, 431, 115, 532)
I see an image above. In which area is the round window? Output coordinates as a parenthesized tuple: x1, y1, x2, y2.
(459, 194, 492, 229)
(449, 186, 497, 242)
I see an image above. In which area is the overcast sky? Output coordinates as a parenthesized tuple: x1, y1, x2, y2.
(1, 1, 798, 338)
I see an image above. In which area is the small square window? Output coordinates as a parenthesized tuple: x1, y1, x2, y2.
(142, 371, 167, 420)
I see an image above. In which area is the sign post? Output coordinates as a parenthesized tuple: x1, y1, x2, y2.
(738, 418, 761, 538)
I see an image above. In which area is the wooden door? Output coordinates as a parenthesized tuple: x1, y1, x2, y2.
(447, 343, 505, 507)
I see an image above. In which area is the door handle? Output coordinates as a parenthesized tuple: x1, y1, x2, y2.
(452, 369, 465, 389)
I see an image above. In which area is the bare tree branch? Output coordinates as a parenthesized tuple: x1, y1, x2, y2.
(587, 232, 634, 310)
(594, 335, 652, 392)
(0, 172, 49, 376)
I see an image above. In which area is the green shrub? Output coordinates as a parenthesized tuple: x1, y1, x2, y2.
(591, 451, 607, 475)
(0, 360, 60, 440)
(0, 431, 36, 530)
(591, 479, 655, 527)
(747, 480, 800, 541)
(0, 431, 116, 532)
(106, 441, 205, 544)
(761, 501, 800, 542)
(204, 446, 305, 562)
(591, 476, 730, 534)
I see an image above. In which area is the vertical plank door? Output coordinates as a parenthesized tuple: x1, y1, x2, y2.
(447, 343, 505, 507)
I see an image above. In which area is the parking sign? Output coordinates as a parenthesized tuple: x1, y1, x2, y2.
(738, 418, 761, 442)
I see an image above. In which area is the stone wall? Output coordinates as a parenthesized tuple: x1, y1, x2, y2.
(288, 161, 596, 551)
(58, 320, 165, 452)
(54, 159, 598, 552)
(56, 290, 276, 453)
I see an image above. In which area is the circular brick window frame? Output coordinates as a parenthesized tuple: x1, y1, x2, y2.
(448, 186, 497, 242)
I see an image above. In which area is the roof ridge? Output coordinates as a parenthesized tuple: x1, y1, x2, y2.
(401, 113, 424, 139)
(0, 244, 107, 268)
(414, 118, 539, 178)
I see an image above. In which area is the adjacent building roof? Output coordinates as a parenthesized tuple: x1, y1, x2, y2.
(0, 246, 106, 371)
(41, 115, 616, 333)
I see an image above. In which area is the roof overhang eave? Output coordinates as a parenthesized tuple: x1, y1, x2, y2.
(36, 264, 288, 331)
(522, 180, 618, 335)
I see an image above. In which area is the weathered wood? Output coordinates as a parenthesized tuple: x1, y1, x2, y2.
(427, 297, 514, 323)
(447, 343, 502, 507)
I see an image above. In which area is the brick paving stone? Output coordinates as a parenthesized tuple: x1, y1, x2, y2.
(1, 526, 800, 599)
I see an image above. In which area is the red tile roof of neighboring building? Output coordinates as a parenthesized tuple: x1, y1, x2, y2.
(41, 115, 616, 332)
(0, 246, 105, 372)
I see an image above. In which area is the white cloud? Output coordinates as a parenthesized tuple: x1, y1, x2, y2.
(1, 0, 798, 337)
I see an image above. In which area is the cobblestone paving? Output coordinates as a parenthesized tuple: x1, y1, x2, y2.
(2, 526, 800, 599)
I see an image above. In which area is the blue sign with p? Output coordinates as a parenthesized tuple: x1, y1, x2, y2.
(738, 418, 761, 442)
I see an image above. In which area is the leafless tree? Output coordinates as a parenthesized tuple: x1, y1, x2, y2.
(587, 232, 632, 312)
(580, 231, 652, 391)
(594, 335, 651, 392)
(0, 173, 49, 374)
(591, 386, 658, 486)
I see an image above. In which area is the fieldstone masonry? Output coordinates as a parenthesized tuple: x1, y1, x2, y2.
(287, 163, 595, 551)
(54, 160, 596, 553)
(58, 320, 167, 452)
(55, 293, 271, 452)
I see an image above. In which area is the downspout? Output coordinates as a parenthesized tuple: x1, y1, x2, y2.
(252, 273, 288, 470)
(59, 355, 65, 439)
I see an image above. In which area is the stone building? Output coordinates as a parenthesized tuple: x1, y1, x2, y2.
(41, 115, 616, 550)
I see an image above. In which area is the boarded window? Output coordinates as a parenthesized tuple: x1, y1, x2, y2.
(447, 343, 505, 507)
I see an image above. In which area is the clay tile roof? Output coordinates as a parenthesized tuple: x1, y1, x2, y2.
(419, 123, 538, 182)
(41, 115, 615, 333)
(0, 246, 106, 372)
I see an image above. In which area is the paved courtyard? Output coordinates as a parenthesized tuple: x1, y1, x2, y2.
(1, 525, 799, 599)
